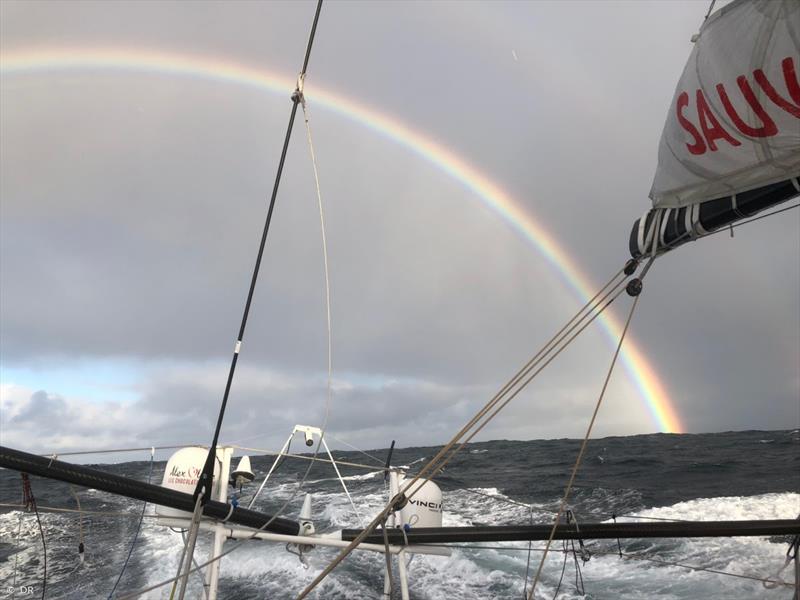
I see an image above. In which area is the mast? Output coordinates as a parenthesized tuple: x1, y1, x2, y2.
(194, 0, 324, 507)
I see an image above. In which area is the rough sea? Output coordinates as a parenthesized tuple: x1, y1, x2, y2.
(1, 429, 798, 599)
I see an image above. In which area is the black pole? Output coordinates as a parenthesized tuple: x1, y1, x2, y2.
(195, 0, 324, 505)
(383, 440, 395, 482)
(342, 521, 800, 545)
(0, 446, 300, 536)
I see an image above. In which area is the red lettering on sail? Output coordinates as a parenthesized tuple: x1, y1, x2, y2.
(783, 57, 800, 106)
(674, 56, 797, 156)
(755, 56, 800, 118)
(676, 91, 707, 155)
(695, 89, 741, 151)
(717, 78, 777, 138)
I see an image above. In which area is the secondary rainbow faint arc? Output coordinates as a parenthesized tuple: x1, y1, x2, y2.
(0, 47, 684, 433)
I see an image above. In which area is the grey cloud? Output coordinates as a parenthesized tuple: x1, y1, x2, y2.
(10, 390, 68, 426)
(0, 0, 797, 448)
(0, 365, 494, 455)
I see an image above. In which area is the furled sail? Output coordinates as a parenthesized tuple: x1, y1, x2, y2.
(630, 0, 800, 258)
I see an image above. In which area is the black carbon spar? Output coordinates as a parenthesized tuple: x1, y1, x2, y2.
(3, 444, 797, 545)
(342, 520, 800, 545)
(0, 445, 300, 536)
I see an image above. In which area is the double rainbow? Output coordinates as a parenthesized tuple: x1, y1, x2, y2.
(0, 47, 684, 433)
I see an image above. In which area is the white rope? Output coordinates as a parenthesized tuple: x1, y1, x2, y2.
(299, 93, 364, 529)
(326, 433, 386, 466)
(301, 91, 335, 452)
(179, 529, 210, 600)
(37, 445, 201, 458)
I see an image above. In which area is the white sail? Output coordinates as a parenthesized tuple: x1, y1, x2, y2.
(650, 0, 800, 209)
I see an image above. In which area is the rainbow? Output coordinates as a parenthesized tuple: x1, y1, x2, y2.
(0, 47, 684, 433)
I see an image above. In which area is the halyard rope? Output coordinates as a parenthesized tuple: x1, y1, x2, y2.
(107, 448, 154, 598)
(526, 291, 643, 599)
(296, 263, 635, 598)
(299, 92, 364, 526)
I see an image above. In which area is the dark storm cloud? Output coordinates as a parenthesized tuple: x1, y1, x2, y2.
(0, 0, 797, 451)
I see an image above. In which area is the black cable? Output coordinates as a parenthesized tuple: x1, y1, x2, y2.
(551, 539, 568, 600)
(194, 0, 324, 506)
(107, 452, 154, 598)
(571, 541, 578, 591)
(273, 438, 294, 474)
(574, 543, 585, 594)
(522, 502, 535, 599)
(22, 475, 47, 600)
(32, 502, 46, 600)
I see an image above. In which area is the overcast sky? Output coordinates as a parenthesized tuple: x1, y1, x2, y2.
(1, 0, 798, 458)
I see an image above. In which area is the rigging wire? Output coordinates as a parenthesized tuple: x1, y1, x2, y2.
(21, 474, 47, 600)
(68, 485, 85, 565)
(300, 83, 334, 462)
(523, 501, 537, 599)
(423, 281, 629, 486)
(527, 289, 644, 599)
(296, 263, 636, 598)
(298, 84, 364, 528)
(325, 434, 387, 466)
(36, 445, 202, 459)
(129, 266, 628, 600)
(0, 503, 163, 518)
(229, 445, 379, 471)
(179, 530, 211, 600)
(107, 448, 154, 599)
(611, 548, 796, 588)
(550, 539, 569, 600)
(190, 0, 322, 509)
(424, 544, 796, 589)
(570, 538, 585, 594)
(381, 517, 395, 596)
(413, 275, 627, 490)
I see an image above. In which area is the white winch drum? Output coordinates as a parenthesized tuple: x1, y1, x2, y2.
(155, 447, 221, 519)
(399, 478, 443, 528)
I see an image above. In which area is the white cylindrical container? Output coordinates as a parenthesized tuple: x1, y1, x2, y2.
(399, 478, 443, 528)
(156, 447, 221, 519)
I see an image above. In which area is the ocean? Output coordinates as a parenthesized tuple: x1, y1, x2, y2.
(1, 430, 798, 599)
